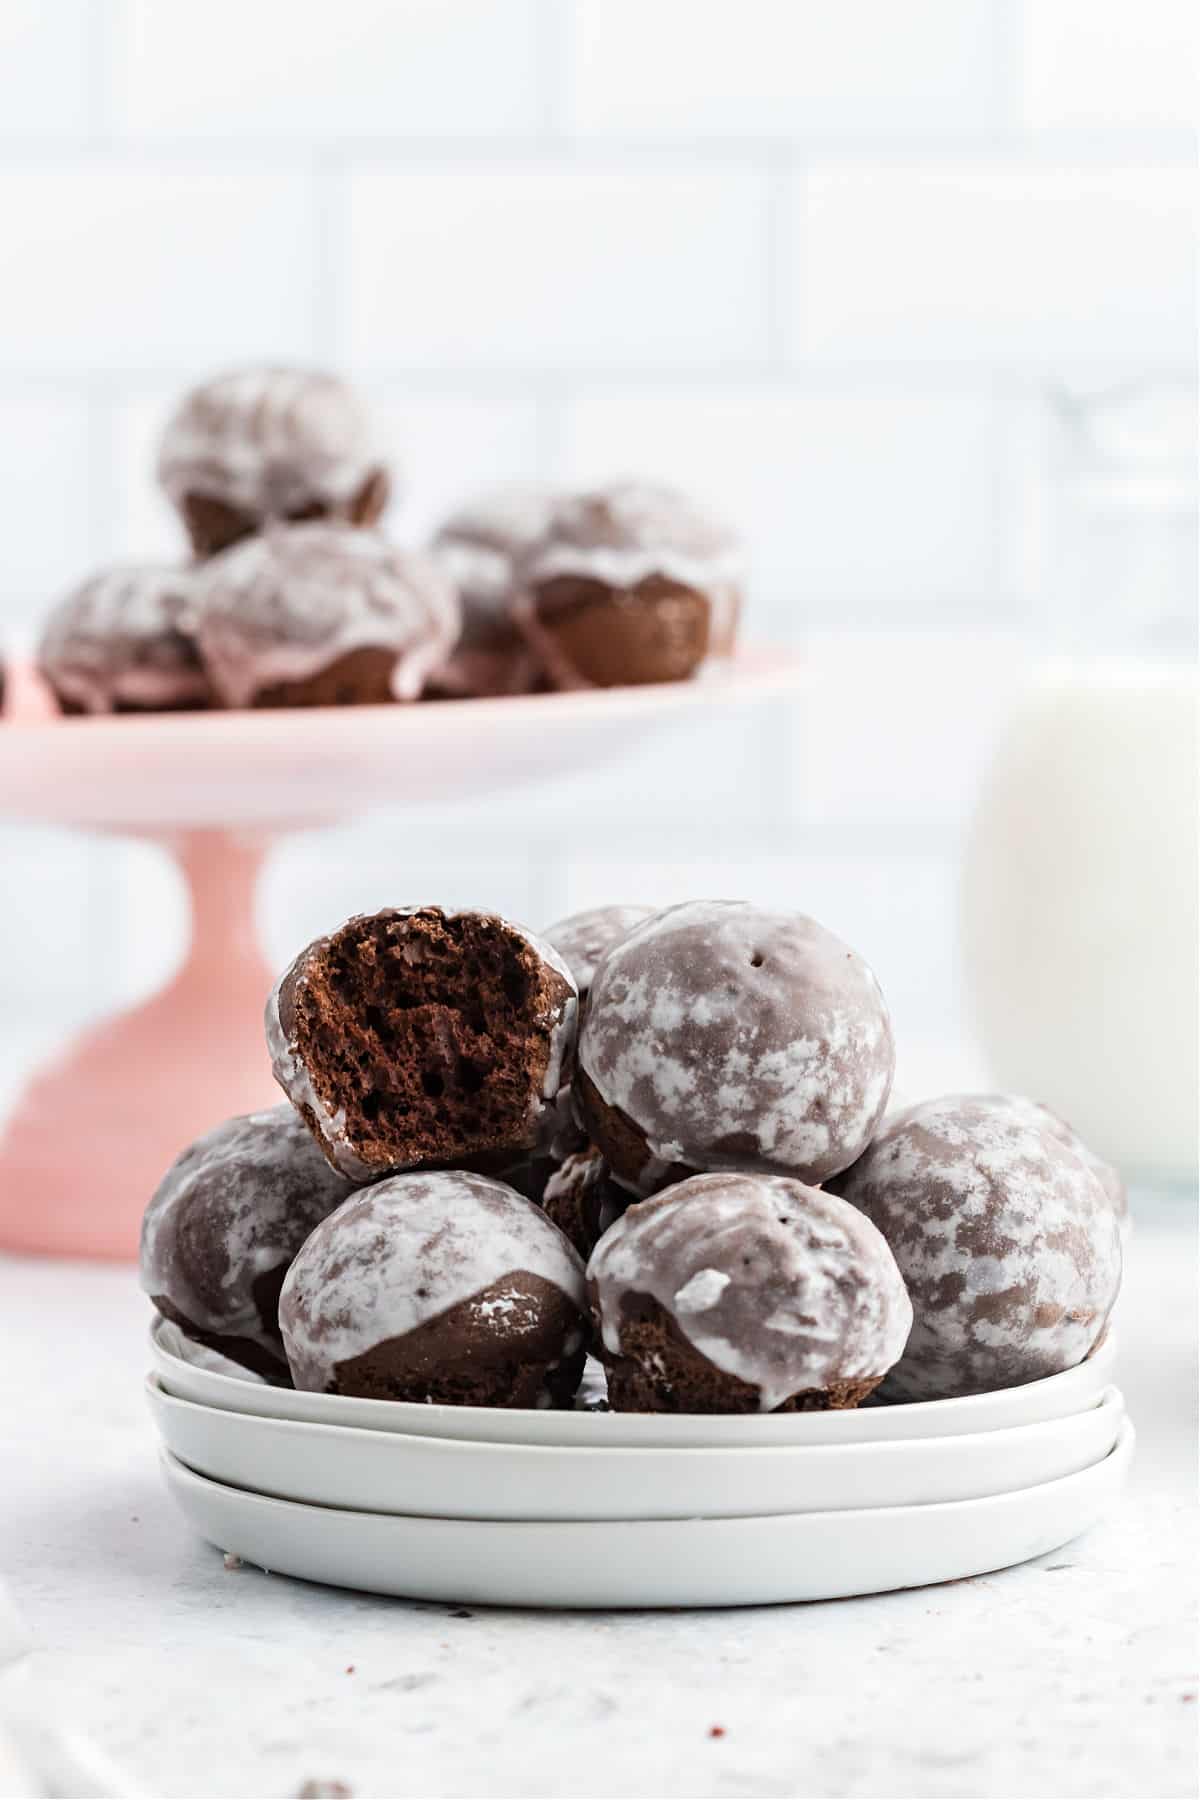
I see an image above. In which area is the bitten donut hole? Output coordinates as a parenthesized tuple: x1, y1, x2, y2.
(292, 910, 565, 1170)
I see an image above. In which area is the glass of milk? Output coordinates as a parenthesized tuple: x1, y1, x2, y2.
(963, 378, 1198, 1185)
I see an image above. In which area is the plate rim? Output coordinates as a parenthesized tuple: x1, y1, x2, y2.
(0, 646, 805, 745)
(146, 1370, 1125, 1465)
(148, 1319, 1119, 1445)
(161, 1416, 1136, 1535)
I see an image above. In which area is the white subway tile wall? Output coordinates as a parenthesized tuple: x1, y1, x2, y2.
(343, 161, 772, 370)
(1021, 0, 1199, 130)
(0, 0, 1194, 1096)
(560, 380, 1006, 624)
(0, 1, 93, 136)
(565, 0, 1006, 137)
(0, 164, 319, 372)
(795, 165, 1197, 363)
(111, 0, 545, 140)
(0, 395, 94, 616)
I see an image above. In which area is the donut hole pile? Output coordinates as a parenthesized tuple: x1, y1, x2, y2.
(32, 363, 743, 716)
(141, 897, 1124, 1414)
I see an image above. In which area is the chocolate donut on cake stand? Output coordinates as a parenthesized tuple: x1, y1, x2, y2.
(0, 648, 802, 1257)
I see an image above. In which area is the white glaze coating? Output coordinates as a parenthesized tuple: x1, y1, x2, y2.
(151, 1316, 272, 1385)
(140, 1106, 356, 1358)
(192, 523, 459, 707)
(522, 478, 743, 597)
(157, 365, 381, 519)
(265, 907, 578, 1181)
(981, 1093, 1129, 1232)
(435, 483, 558, 561)
(432, 539, 511, 620)
(588, 1172, 912, 1412)
(264, 974, 374, 1183)
(425, 540, 539, 695)
(524, 541, 737, 595)
(543, 904, 655, 1003)
(36, 563, 209, 714)
(836, 1095, 1123, 1402)
(427, 485, 558, 693)
(543, 1148, 617, 1222)
(579, 901, 895, 1193)
(279, 1171, 587, 1392)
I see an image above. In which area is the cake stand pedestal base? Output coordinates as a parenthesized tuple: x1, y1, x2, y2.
(0, 831, 279, 1260)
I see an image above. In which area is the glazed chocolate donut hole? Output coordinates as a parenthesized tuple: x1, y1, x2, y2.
(426, 484, 557, 698)
(266, 906, 577, 1182)
(514, 479, 742, 689)
(279, 1170, 588, 1406)
(542, 904, 656, 1009)
(37, 563, 212, 716)
(140, 1105, 356, 1380)
(588, 1172, 912, 1414)
(158, 365, 391, 558)
(831, 1094, 1122, 1401)
(192, 523, 458, 710)
(578, 900, 895, 1197)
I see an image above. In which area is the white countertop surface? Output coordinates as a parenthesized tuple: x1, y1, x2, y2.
(1, 1197, 1195, 1800)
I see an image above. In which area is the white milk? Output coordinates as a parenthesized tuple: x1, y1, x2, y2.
(962, 659, 1198, 1181)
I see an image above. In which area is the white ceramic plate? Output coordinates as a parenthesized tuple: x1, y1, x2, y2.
(160, 1420, 1134, 1608)
(149, 1320, 1118, 1449)
(147, 1376, 1126, 1522)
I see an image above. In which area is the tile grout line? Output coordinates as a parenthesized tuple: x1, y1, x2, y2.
(1, 358, 1188, 395)
(0, 130, 1192, 165)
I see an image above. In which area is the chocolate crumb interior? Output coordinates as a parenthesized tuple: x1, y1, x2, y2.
(293, 909, 566, 1170)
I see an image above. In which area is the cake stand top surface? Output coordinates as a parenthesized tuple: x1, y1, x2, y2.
(0, 648, 803, 830)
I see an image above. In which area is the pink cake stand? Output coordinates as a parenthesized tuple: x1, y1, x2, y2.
(0, 651, 802, 1260)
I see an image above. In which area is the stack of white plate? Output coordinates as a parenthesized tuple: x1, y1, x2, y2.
(149, 1323, 1132, 1609)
